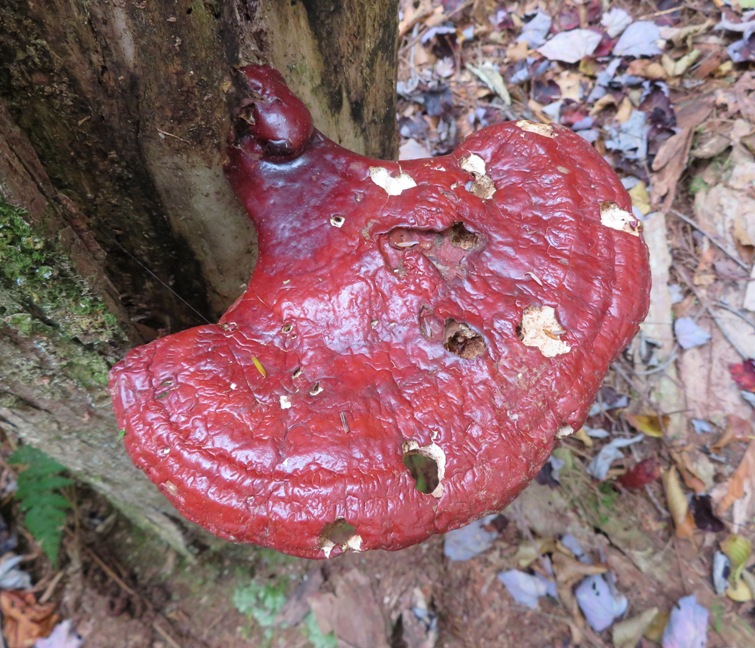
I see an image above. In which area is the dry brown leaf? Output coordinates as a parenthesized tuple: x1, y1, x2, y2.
(615, 97, 634, 123)
(714, 439, 755, 515)
(551, 552, 607, 587)
(626, 413, 669, 438)
(309, 569, 389, 648)
(0, 591, 59, 648)
(506, 40, 529, 62)
(662, 467, 695, 538)
(734, 71, 755, 122)
(670, 449, 713, 493)
(627, 59, 667, 80)
(712, 415, 752, 452)
(651, 96, 715, 211)
(590, 94, 617, 115)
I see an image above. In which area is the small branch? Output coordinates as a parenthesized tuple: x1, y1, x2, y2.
(670, 209, 748, 271)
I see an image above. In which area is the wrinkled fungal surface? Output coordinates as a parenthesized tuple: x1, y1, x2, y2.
(110, 66, 651, 559)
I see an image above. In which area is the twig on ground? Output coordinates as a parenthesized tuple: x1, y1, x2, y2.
(670, 209, 748, 271)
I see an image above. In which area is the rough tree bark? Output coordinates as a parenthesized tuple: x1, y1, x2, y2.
(0, 0, 398, 551)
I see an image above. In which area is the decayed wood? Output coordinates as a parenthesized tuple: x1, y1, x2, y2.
(0, 0, 398, 550)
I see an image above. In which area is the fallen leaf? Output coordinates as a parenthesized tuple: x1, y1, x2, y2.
(551, 552, 607, 587)
(726, 577, 753, 602)
(616, 458, 662, 489)
(513, 537, 557, 568)
(674, 317, 711, 349)
(729, 359, 755, 391)
(586, 434, 644, 480)
(308, 570, 389, 648)
(398, 138, 431, 161)
(575, 574, 628, 632)
(690, 495, 725, 532)
(625, 414, 669, 437)
(517, 8, 552, 48)
(33, 619, 83, 648)
(712, 414, 752, 452)
(712, 551, 730, 595)
(628, 181, 651, 215)
(661, 50, 701, 78)
(498, 570, 553, 609)
(601, 8, 632, 38)
(661, 595, 708, 648)
(651, 96, 714, 211)
(0, 555, 32, 591)
(605, 110, 648, 160)
(670, 449, 712, 493)
(538, 29, 602, 64)
(662, 467, 695, 538)
(466, 62, 511, 105)
(714, 439, 755, 515)
(0, 591, 59, 648)
(614, 21, 663, 57)
(721, 534, 752, 583)
(613, 607, 659, 648)
(443, 515, 498, 561)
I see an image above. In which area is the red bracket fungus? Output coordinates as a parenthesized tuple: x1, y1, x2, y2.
(110, 66, 651, 559)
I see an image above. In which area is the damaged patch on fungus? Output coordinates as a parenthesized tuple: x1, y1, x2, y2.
(556, 425, 575, 439)
(443, 320, 486, 359)
(516, 120, 555, 138)
(600, 201, 641, 236)
(319, 518, 362, 559)
(519, 306, 571, 357)
(369, 166, 417, 196)
(460, 154, 496, 200)
(402, 440, 446, 498)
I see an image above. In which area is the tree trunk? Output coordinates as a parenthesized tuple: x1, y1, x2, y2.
(0, 0, 398, 552)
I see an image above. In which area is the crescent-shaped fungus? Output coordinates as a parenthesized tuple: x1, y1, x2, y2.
(109, 66, 651, 559)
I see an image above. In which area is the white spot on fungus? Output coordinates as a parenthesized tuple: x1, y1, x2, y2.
(321, 540, 335, 559)
(556, 425, 575, 439)
(600, 201, 641, 236)
(345, 535, 363, 552)
(402, 440, 446, 498)
(369, 166, 417, 196)
(516, 120, 555, 137)
(279, 394, 292, 409)
(460, 153, 487, 177)
(329, 215, 345, 228)
(520, 305, 571, 357)
(460, 153, 496, 200)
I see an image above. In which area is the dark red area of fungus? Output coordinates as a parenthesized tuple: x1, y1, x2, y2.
(109, 65, 651, 559)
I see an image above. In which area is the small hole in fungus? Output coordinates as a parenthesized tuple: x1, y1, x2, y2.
(320, 518, 356, 546)
(443, 320, 486, 359)
(309, 382, 323, 396)
(403, 451, 440, 495)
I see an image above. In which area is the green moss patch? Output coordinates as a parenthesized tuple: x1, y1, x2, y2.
(0, 197, 126, 387)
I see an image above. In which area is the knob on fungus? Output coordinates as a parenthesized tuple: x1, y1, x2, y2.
(109, 66, 651, 559)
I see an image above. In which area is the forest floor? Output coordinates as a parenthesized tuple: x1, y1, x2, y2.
(2, 1, 754, 647)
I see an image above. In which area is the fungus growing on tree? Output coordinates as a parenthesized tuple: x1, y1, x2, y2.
(109, 66, 651, 559)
